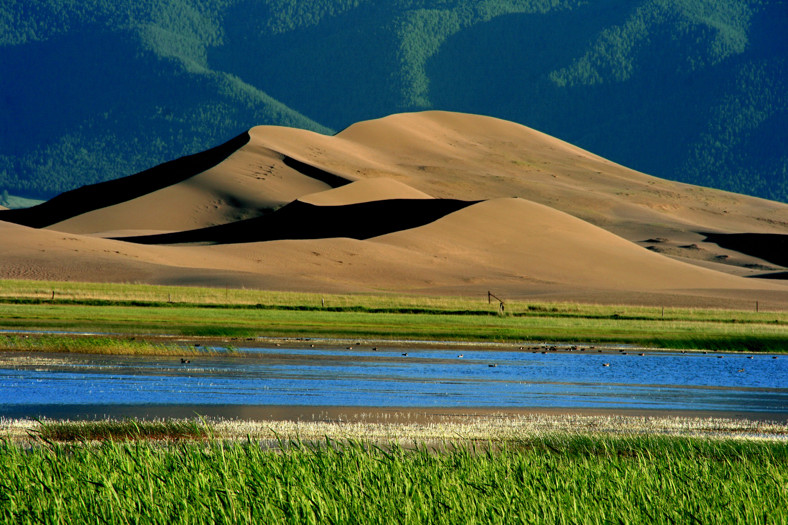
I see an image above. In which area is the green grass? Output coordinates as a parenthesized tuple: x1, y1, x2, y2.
(1, 434, 786, 523)
(0, 334, 240, 357)
(0, 279, 786, 352)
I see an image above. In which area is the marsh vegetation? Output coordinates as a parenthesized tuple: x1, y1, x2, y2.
(1, 429, 786, 523)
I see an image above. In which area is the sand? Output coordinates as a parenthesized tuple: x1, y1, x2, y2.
(0, 111, 786, 308)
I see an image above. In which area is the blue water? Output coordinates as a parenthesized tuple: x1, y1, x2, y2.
(1, 347, 786, 414)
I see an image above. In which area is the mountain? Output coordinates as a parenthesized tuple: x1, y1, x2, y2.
(1, 1, 786, 203)
(1, 111, 786, 308)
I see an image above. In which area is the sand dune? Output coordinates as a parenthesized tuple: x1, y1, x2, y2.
(376, 199, 776, 293)
(0, 111, 786, 307)
(1, 197, 784, 308)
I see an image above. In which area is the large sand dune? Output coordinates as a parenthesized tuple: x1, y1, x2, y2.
(1, 111, 786, 307)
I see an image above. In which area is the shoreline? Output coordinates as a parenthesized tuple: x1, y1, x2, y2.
(3, 405, 787, 444)
(6, 330, 786, 356)
(3, 404, 788, 424)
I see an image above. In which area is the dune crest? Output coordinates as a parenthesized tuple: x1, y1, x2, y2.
(299, 178, 433, 206)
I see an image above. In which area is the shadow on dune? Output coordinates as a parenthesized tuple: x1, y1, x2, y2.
(750, 272, 788, 280)
(702, 232, 788, 268)
(282, 156, 352, 188)
(0, 132, 251, 229)
(114, 199, 478, 245)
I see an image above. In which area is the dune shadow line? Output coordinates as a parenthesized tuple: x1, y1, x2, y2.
(0, 132, 251, 228)
(702, 232, 788, 268)
(115, 199, 479, 245)
(282, 156, 352, 188)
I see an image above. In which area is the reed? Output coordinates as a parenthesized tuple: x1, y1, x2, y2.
(1, 433, 785, 523)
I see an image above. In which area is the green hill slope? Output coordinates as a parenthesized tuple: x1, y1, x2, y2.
(1, 0, 786, 202)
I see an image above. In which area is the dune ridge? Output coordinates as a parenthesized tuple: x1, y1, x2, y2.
(1, 132, 251, 229)
(0, 111, 786, 307)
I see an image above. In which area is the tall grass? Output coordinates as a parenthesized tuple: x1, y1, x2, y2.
(1, 434, 786, 523)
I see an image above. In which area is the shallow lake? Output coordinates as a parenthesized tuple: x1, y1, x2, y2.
(1, 344, 787, 419)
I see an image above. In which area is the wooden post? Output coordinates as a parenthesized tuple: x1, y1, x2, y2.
(756, 301, 759, 313)
(488, 291, 505, 313)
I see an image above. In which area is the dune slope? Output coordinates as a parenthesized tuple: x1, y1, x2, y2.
(0, 111, 785, 307)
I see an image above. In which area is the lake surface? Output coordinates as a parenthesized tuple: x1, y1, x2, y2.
(1, 345, 786, 418)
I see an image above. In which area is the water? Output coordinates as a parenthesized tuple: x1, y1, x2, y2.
(1, 346, 786, 416)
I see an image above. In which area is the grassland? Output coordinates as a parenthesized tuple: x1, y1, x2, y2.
(2, 278, 786, 522)
(1, 429, 786, 524)
(0, 279, 786, 353)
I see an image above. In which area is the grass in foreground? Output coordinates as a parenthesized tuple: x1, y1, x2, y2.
(1, 433, 785, 524)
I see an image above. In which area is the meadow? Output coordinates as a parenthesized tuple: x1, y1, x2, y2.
(1, 428, 786, 524)
(2, 279, 787, 522)
(0, 279, 786, 354)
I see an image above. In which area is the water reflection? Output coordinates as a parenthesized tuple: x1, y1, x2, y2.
(1, 347, 786, 415)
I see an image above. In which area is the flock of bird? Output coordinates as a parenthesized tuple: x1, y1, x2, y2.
(175, 342, 777, 373)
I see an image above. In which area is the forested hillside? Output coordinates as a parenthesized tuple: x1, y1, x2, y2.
(2, 0, 786, 202)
